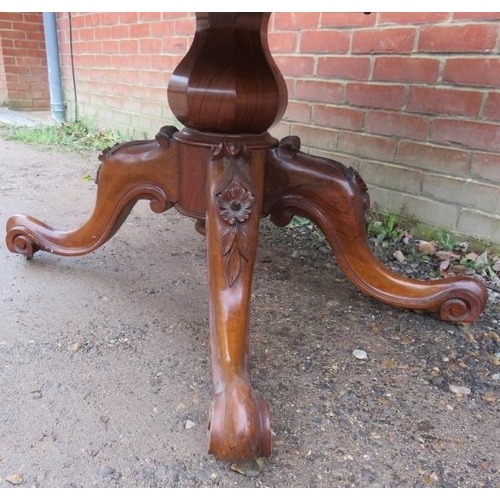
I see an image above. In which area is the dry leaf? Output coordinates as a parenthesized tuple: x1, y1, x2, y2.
(418, 240, 438, 255)
(435, 250, 460, 261)
(230, 458, 265, 476)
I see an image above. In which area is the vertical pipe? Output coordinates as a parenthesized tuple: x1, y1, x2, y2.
(42, 12, 65, 123)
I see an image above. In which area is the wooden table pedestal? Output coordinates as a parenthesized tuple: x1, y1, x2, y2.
(6, 13, 487, 465)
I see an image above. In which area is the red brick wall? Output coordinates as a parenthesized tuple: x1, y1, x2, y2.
(0, 12, 49, 110)
(57, 12, 194, 134)
(55, 12, 500, 242)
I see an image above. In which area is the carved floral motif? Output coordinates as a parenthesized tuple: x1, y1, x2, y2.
(214, 165, 255, 287)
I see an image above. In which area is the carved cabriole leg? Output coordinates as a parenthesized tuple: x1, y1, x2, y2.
(204, 142, 271, 463)
(264, 137, 487, 323)
(5, 127, 179, 258)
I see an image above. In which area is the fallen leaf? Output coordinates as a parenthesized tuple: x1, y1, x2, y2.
(476, 250, 488, 267)
(449, 265, 466, 275)
(230, 458, 265, 476)
(382, 358, 398, 368)
(418, 240, 438, 255)
(482, 393, 497, 403)
(439, 260, 450, 275)
(435, 250, 460, 261)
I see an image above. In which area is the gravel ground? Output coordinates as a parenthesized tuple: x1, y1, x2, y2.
(0, 137, 498, 488)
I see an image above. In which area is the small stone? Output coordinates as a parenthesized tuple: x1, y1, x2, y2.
(449, 384, 471, 396)
(5, 473, 24, 485)
(491, 373, 500, 381)
(67, 342, 82, 353)
(31, 390, 42, 399)
(393, 250, 405, 263)
(185, 420, 196, 430)
(352, 349, 368, 360)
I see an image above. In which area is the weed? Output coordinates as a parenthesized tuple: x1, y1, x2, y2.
(0, 120, 122, 152)
(368, 211, 405, 246)
(435, 230, 456, 251)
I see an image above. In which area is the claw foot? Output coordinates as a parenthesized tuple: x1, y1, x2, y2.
(207, 381, 271, 463)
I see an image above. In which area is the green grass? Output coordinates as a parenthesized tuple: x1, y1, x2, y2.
(0, 120, 123, 152)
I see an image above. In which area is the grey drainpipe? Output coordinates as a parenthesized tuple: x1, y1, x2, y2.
(42, 12, 65, 123)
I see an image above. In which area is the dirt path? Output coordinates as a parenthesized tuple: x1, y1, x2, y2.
(0, 138, 498, 487)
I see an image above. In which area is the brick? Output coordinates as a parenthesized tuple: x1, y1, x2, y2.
(283, 101, 311, 122)
(418, 25, 498, 53)
(367, 186, 460, 230)
(359, 161, 422, 194)
(268, 32, 298, 53)
(378, 12, 450, 24)
(443, 58, 500, 87)
(23, 13, 43, 24)
(14, 21, 42, 32)
(94, 26, 111, 40)
(174, 18, 196, 36)
(110, 24, 129, 39)
(1, 29, 26, 40)
(0, 13, 24, 22)
(398, 141, 470, 175)
(346, 83, 406, 111)
(312, 104, 365, 130)
(320, 12, 375, 27)
(458, 209, 500, 243)
(118, 39, 138, 54)
(273, 12, 320, 30)
(317, 56, 371, 80)
(295, 79, 344, 104)
(407, 87, 483, 118)
(300, 30, 350, 54)
(119, 12, 139, 24)
(423, 173, 500, 213)
(140, 38, 162, 54)
(470, 152, 500, 183)
(161, 37, 189, 55)
(365, 111, 429, 140)
(484, 92, 500, 121)
(162, 13, 190, 20)
(150, 21, 174, 38)
(100, 40, 120, 55)
(338, 131, 397, 161)
(432, 118, 500, 153)
(7, 65, 30, 75)
(95, 54, 112, 67)
(373, 56, 440, 83)
(139, 12, 162, 22)
(14, 39, 45, 51)
(274, 56, 315, 77)
(129, 23, 151, 38)
(290, 123, 338, 152)
(352, 28, 416, 54)
(453, 12, 500, 21)
(99, 12, 119, 25)
(151, 54, 176, 72)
